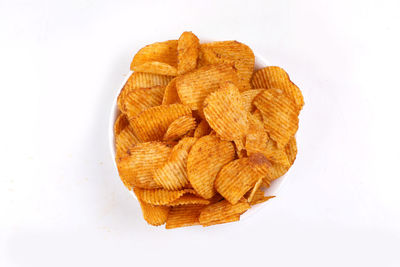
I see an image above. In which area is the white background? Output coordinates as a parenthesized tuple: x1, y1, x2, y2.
(1, 0, 400, 266)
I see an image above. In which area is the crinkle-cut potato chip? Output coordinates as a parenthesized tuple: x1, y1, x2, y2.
(202, 214, 240, 227)
(166, 205, 204, 229)
(253, 88, 300, 148)
(115, 125, 141, 161)
(215, 154, 271, 205)
(167, 194, 210, 206)
(162, 78, 181, 105)
(245, 113, 269, 157)
(203, 82, 248, 150)
(134, 188, 196, 205)
(153, 137, 197, 190)
(285, 137, 297, 165)
(123, 86, 164, 119)
(138, 199, 170, 226)
(241, 89, 264, 113)
(199, 41, 254, 90)
(246, 178, 263, 203)
(130, 40, 178, 76)
(117, 142, 170, 189)
(252, 108, 263, 122)
(118, 72, 173, 113)
(114, 113, 129, 136)
(163, 115, 196, 141)
(198, 199, 250, 226)
(249, 190, 275, 205)
(177, 32, 199, 75)
(187, 135, 235, 199)
(130, 104, 192, 142)
(176, 64, 242, 112)
(193, 119, 211, 138)
(251, 66, 304, 109)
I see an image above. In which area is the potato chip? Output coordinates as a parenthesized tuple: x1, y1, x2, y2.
(153, 137, 197, 190)
(118, 72, 173, 113)
(252, 109, 263, 122)
(246, 178, 263, 203)
(114, 113, 129, 136)
(253, 88, 300, 147)
(193, 119, 211, 138)
(177, 32, 199, 75)
(134, 188, 196, 205)
(241, 89, 264, 113)
(162, 77, 181, 105)
(115, 125, 141, 161)
(176, 64, 242, 112)
(130, 103, 192, 141)
(245, 113, 269, 156)
(138, 199, 170, 226)
(167, 194, 210, 206)
(285, 137, 297, 165)
(203, 82, 248, 150)
(251, 66, 304, 109)
(198, 199, 250, 226)
(215, 154, 271, 205)
(163, 115, 196, 141)
(123, 86, 164, 119)
(249, 190, 275, 205)
(199, 41, 254, 90)
(130, 40, 178, 76)
(201, 214, 240, 227)
(187, 135, 235, 199)
(117, 142, 171, 189)
(165, 205, 203, 229)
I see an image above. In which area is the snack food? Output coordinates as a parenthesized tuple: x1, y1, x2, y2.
(114, 32, 303, 228)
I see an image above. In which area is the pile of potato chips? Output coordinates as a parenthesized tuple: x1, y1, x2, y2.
(114, 32, 304, 229)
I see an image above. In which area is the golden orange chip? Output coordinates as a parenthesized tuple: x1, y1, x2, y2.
(187, 135, 235, 199)
(153, 137, 197, 190)
(138, 200, 170, 226)
(117, 142, 170, 189)
(252, 108, 263, 122)
(167, 194, 210, 206)
(123, 86, 164, 119)
(198, 199, 250, 226)
(165, 205, 203, 229)
(193, 119, 211, 138)
(202, 214, 240, 227)
(253, 88, 300, 147)
(130, 40, 178, 76)
(285, 137, 297, 165)
(241, 89, 264, 113)
(162, 77, 181, 105)
(115, 125, 141, 161)
(251, 66, 304, 109)
(130, 103, 192, 141)
(163, 115, 197, 141)
(245, 113, 269, 156)
(246, 178, 263, 203)
(176, 64, 242, 112)
(134, 188, 195, 205)
(177, 32, 199, 75)
(203, 82, 248, 150)
(199, 41, 254, 90)
(118, 72, 173, 113)
(114, 113, 129, 136)
(249, 190, 275, 205)
(215, 154, 271, 204)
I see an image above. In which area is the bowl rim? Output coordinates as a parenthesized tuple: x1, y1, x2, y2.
(108, 52, 289, 219)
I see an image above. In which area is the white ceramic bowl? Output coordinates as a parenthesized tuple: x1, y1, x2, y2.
(109, 52, 288, 219)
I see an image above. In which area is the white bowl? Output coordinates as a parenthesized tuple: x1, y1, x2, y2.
(109, 52, 288, 219)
